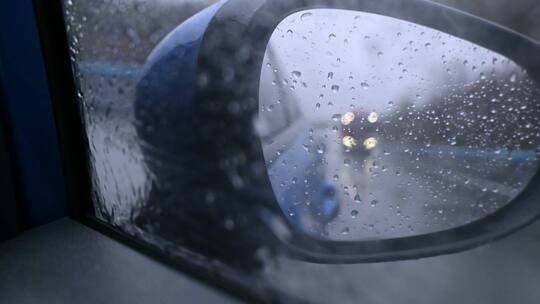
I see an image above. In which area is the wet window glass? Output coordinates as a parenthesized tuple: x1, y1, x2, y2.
(63, 1, 540, 303)
(63, 0, 219, 222)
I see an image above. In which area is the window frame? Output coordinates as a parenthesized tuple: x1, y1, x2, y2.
(0, 86, 20, 240)
(0, 0, 69, 232)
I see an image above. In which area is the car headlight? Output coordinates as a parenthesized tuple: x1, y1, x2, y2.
(363, 137, 378, 150)
(341, 111, 355, 125)
(367, 112, 378, 123)
(342, 136, 357, 148)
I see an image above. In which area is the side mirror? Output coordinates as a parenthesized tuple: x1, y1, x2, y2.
(135, 0, 540, 264)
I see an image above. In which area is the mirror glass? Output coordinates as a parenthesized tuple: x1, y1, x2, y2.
(258, 9, 540, 241)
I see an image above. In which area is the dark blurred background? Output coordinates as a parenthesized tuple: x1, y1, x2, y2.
(436, 0, 540, 40)
(70, 0, 540, 64)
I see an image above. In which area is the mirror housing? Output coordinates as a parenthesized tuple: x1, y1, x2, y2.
(136, 0, 540, 264)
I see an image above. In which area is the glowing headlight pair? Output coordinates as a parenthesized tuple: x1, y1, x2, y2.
(342, 136, 378, 150)
(341, 111, 378, 125)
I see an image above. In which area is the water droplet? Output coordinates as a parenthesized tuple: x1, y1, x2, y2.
(327, 72, 334, 80)
(354, 194, 362, 203)
(224, 218, 235, 230)
(370, 199, 379, 207)
(510, 73, 517, 82)
(292, 71, 302, 78)
(331, 85, 340, 93)
(341, 227, 350, 235)
(331, 113, 342, 121)
(351, 210, 359, 218)
(360, 82, 370, 89)
(300, 12, 313, 21)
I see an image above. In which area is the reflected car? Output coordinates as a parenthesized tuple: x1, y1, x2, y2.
(259, 51, 341, 238)
(340, 110, 379, 156)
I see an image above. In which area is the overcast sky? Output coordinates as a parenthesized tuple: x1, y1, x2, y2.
(260, 9, 517, 122)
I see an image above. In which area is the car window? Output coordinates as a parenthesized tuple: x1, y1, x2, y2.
(63, 1, 540, 303)
(63, 0, 219, 221)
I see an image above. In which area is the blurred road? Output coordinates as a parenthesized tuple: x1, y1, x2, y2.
(268, 123, 534, 241)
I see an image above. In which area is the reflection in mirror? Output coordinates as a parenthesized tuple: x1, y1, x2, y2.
(259, 9, 540, 241)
